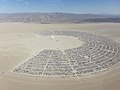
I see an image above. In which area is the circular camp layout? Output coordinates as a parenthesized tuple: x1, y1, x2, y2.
(13, 31, 120, 78)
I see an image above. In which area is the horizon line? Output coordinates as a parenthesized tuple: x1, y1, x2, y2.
(0, 12, 120, 15)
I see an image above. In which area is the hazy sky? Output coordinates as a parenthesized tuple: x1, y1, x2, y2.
(0, 0, 120, 14)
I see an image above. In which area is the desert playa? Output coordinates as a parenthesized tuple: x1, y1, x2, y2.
(0, 23, 120, 90)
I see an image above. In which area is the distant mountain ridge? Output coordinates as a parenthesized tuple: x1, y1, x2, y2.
(0, 13, 120, 23)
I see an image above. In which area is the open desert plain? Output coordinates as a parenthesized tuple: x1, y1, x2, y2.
(0, 22, 120, 90)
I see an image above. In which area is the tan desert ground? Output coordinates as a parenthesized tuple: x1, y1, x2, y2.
(0, 22, 120, 90)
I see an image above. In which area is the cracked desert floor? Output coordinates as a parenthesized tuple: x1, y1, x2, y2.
(0, 22, 120, 90)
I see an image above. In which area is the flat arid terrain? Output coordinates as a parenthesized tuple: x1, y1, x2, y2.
(0, 22, 120, 90)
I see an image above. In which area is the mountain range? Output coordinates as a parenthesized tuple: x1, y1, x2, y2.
(0, 13, 120, 23)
